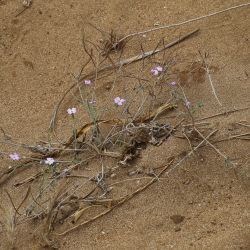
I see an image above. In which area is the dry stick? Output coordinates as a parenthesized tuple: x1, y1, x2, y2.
(178, 132, 250, 148)
(220, 133, 250, 141)
(116, 2, 250, 45)
(110, 29, 199, 68)
(205, 63, 222, 106)
(197, 106, 250, 121)
(4, 189, 20, 216)
(230, 133, 250, 140)
(0, 160, 34, 187)
(15, 4, 32, 17)
(183, 122, 211, 127)
(65, 174, 90, 179)
(16, 186, 31, 213)
(200, 52, 222, 106)
(109, 176, 171, 187)
(235, 137, 250, 141)
(13, 172, 44, 187)
(235, 122, 250, 128)
(182, 130, 195, 154)
(204, 134, 250, 146)
(71, 205, 101, 223)
(7, 186, 31, 225)
(55, 158, 174, 236)
(0, 127, 12, 140)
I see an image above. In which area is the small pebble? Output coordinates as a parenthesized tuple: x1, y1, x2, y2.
(170, 215, 185, 224)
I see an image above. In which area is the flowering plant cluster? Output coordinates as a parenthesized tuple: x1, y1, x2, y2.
(7, 70, 192, 167)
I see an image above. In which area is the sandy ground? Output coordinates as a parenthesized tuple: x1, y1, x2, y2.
(0, 0, 250, 249)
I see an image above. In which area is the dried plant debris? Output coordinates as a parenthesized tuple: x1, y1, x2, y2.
(128, 166, 144, 176)
(15, 0, 32, 17)
(100, 30, 126, 56)
(22, 0, 32, 7)
(119, 122, 171, 166)
(54, 196, 80, 225)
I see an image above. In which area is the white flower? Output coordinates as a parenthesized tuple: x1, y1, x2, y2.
(67, 107, 77, 115)
(45, 157, 55, 165)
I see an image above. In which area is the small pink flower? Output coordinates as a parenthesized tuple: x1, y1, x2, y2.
(151, 65, 163, 76)
(155, 66, 163, 72)
(67, 108, 77, 115)
(9, 153, 20, 161)
(169, 81, 177, 86)
(84, 79, 92, 85)
(151, 69, 159, 76)
(45, 157, 55, 165)
(114, 97, 126, 106)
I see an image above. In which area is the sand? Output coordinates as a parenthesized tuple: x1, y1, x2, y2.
(0, 0, 249, 249)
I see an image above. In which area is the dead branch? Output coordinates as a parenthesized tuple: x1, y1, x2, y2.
(116, 3, 250, 45)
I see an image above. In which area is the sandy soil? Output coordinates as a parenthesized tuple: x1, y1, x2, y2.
(0, 0, 249, 249)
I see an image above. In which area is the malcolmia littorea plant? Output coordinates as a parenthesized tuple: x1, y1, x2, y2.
(6, 65, 176, 163)
(5, 90, 127, 165)
(5, 62, 195, 179)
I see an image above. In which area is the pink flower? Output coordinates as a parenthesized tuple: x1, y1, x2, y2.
(151, 69, 159, 76)
(67, 107, 77, 115)
(9, 153, 20, 161)
(155, 66, 163, 72)
(169, 81, 177, 86)
(151, 65, 164, 76)
(84, 79, 92, 85)
(114, 97, 126, 106)
(45, 157, 55, 165)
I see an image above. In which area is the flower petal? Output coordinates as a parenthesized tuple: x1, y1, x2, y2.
(156, 66, 163, 72)
(84, 79, 92, 85)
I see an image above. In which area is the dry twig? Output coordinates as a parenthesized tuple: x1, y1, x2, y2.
(116, 3, 250, 45)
